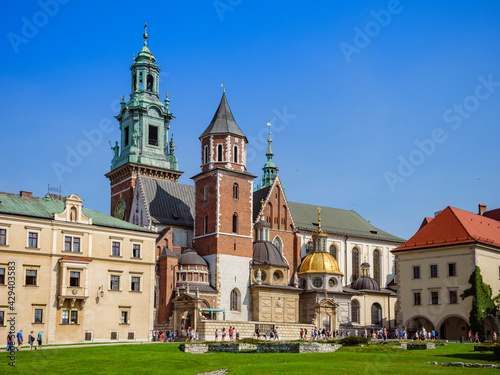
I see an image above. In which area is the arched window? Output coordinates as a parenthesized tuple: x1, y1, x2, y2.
(371, 303, 382, 325)
(234, 146, 238, 163)
(230, 288, 240, 311)
(147, 74, 154, 92)
(373, 250, 381, 285)
(203, 185, 208, 201)
(232, 213, 238, 234)
(273, 236, 282, 253)
(268, 203, 273, 229)
(329, 244, 337, 260)
(258, 228, 263, 241)
(351, 300, 360, 323)
(233, 183, 239, 200)
(217, 144, 223, 162)
(70, 207, 77, 222)
(204, 214, 208, 234)
(203, 145, 209, 164)
(352, 248, 360, 281)
(282, 205, 287, 229)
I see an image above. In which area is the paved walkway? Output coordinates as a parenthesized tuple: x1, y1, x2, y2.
(5, 341, 170, 351)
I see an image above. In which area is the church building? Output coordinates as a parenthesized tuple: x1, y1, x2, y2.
(106, 27, 405, 339)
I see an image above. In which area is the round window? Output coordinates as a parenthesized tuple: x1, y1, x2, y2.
(329, 278, 337, 287)
(312, 277, 323, 288)
(273, 271, 282, 281)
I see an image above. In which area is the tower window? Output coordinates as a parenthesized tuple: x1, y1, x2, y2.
(203, 145, 209, 164)
(204, 185, 208, 201)
(147, 74, 154, 92)
(217, 144, 223, 162)
(233, 183, 239, 200)
(124, 126, 129, 147)
(232, 213, 238, 234)
(204, 214, 208, 234)
(230, 288, 240, 311)
(139, 72, 143, 90)
(148, 125, 158, 146)
(234, 146, 238, 163)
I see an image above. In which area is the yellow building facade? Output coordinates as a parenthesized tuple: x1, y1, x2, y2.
(0, 192, 157, 344)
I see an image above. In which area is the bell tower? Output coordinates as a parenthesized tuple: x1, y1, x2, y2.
(192, 89, 256, 320)
(105, 24, 182, 221)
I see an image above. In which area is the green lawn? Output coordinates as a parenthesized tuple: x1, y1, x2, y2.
(1, 343, 499, 374)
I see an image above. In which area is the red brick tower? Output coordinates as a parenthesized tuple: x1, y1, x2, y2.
(191, 91, 255, 320)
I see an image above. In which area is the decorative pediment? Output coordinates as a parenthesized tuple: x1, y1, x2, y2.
(53, 194, 92, 224)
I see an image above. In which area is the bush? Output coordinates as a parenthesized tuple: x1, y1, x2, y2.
(238, 338, 263, 344)
(339, 336, 370, 346)
(493, 344, 500, 359)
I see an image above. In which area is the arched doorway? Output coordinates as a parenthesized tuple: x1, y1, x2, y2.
(406, 316, 434, 337)
(484, 315, 498, 341)
(438, 315, 469, 341)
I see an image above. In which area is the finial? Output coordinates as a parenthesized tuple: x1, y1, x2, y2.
(132, 54, 135, 62)
(143, 23, 148, 45)
(221, 82, 225, 93)
(121, 95, 125, 102)
(267, 119, 272, 137)
(318, 207, 322, 230)
(260, 199, 265, 211)
(166, 92, 169, 98)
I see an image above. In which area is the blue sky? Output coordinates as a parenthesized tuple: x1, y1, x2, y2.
(1, 1, 500, 240)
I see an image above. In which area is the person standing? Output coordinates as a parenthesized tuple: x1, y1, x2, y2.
(16, 330, 23, 351)
(229, 326, 233, 341)
(215, 329, 218, 341)
(494, 331, 498, 341)
(28, 331, 35, 350)
(6, 333, 13, 352)
(37, 331, 43, 350)
(221, 327, 226, 341)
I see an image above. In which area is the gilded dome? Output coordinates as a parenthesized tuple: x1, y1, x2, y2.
(298, 252, 343, 275)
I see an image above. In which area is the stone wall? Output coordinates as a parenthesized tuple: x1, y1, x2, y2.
(256, 342, 340, 353)
(401, 342, 435, 350)
(197, 320, 315, 341)
(180, 344, 208, 354)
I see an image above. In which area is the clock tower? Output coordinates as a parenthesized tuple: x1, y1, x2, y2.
(105, 24, 182, 221)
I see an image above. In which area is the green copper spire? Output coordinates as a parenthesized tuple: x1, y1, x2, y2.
(110, 24, 179, 174)
(256, 121, 278, 190)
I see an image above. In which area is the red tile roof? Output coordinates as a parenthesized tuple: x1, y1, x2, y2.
(483, 208, 500, 222)
(418, 217, 434, 230)
(392, 206, 500, 252)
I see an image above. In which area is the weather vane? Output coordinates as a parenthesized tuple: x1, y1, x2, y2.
(221, 82, 225, 93)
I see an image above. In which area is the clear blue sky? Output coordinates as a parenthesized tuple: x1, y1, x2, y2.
(1, 1, 500, 240)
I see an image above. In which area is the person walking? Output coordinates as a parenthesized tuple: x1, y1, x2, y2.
(37, 331, 43, 350)
(6, 333, 13, 352)
(215, 329, 218, 341)
(221, 327, 226, 341)
(16, 330, 23, 351)
(28, 331, 35, 350)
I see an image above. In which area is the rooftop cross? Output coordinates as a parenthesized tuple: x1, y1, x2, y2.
(143, 23, 148, 46)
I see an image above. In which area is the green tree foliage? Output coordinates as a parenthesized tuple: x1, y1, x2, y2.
(460, 266, 496, 342)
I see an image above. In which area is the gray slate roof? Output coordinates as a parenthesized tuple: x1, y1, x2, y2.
(253, 186, 271, 222)
(199, 92, 246, 139)
(288, 202, 404, 243)
(0, 192, 153, 233)
(140, 178, 194, 227)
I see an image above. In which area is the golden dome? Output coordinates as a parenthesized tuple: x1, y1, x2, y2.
(298, 252, 343, 275)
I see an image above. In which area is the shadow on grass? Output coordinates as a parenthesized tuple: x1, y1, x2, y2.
(438, 352, 499, 363)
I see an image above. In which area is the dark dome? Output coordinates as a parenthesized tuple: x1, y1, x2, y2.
(360, 262, 370, 268)
(255, 219, 271, 228)
(351, 276, 380, 291)
(178, 249, 207, 266)
(252, 242, 288, 267)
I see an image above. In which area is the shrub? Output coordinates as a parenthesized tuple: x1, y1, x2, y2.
(339, 336, 370, 346)
(493, 344, 500, 359)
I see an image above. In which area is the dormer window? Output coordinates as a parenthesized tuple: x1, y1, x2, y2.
(234, 146, 238, 163)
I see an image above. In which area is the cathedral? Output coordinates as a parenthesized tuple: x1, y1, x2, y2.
(106, 27, 405, 340)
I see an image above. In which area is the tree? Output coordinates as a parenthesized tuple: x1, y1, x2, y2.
(461, 266, 496, 342)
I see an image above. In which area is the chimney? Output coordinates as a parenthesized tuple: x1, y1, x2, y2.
(478, 204, 487, 216)
(20, 191, 32, 198)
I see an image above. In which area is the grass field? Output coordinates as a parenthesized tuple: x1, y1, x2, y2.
(2, 342, 499, 374)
